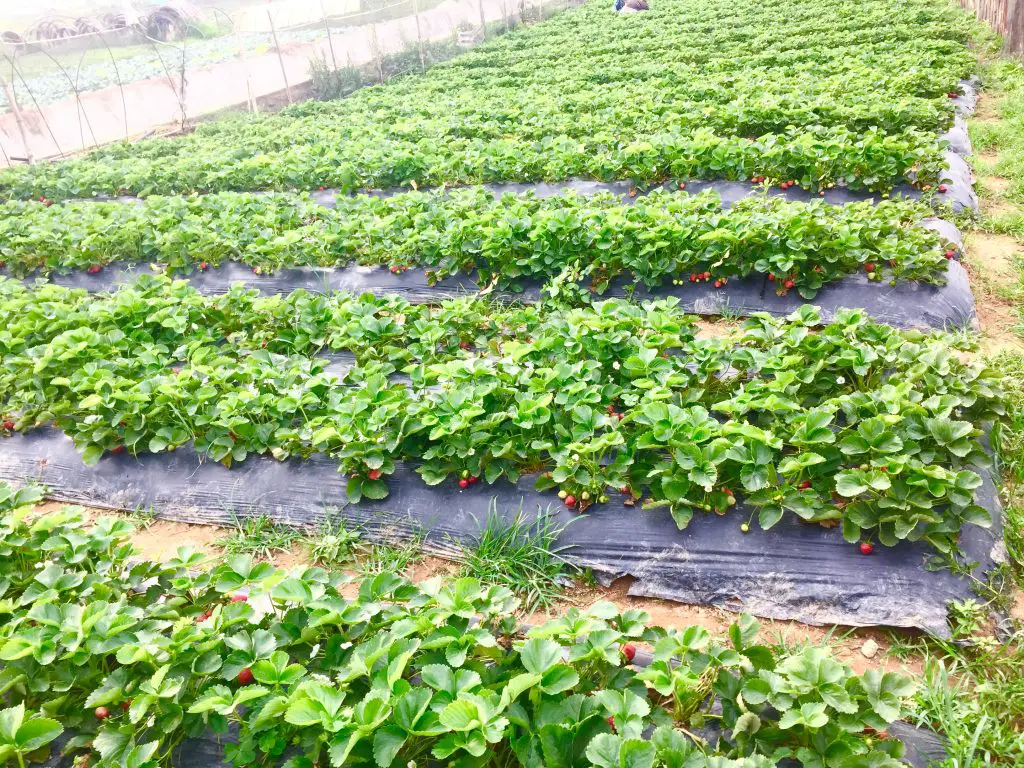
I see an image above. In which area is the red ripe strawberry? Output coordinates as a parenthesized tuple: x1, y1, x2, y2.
(678, 182, 686, 190)
(944, 249, 955, 260)
(2, 420, 13, 431)
(864, 263, 876, 273)
(229, 594, 248, 603)
(859, 541, 874, 555)
(459, 340, 470, 350)
(199, 262, 209, 271)
(622, 643, 637, 662)
(784, 279, 795, 289)
(368, 468, 382, 480)
(617, 412, 625, 420)
(800, 480, 812, 489)
(607, 715, 616, 731)
(121, 699, 132, 712)
(938, 184, 948, 193)
(87, 265, 101, 274)
(564, 495, 577, 508)
(948, 91, 958, 98)
(689, 273, 697, 282)
(767, 274, 775, 282)
(94, 707, 110, 720)
(458, 478, 469, 489)
(237, 668, 255, 686)
(620, 485, 631, 494)
(318, 186, 325, 191)
(468, 476, 478, 484)
(714, 280, 722, 288)
(112, 445, 125, 454)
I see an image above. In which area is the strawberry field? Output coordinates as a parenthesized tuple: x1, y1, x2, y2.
(0, 0, 1020, 765)
(0, 0, 977, 199)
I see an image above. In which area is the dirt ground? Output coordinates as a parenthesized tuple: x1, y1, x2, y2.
(42, 503, 924, 675)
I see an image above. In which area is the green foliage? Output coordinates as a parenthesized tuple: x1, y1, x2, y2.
(307, 515, 362, 568)
(0, 506, 917, 767)
(0, 485, 43, 517)
(310, 54, 364, 101)
(457, 507, 570, 612)
(989, 352, 1024, 585)
(0, 279, 1004, 553)
(895, 632, 1024, 767)
(219, 515, 306, 560)
(0, 0, 977, 199)
(0, 189, 951, 298)
(357, 535, 424, 577)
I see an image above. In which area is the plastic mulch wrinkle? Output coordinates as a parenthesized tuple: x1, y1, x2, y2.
(44, 255, 978, 332)
(0, 430, 1001, 639)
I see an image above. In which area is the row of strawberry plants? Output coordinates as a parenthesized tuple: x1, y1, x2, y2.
(0, 500, 919, 768)
(0, 0, 977, 199)
(0, 189, 951, 298)
(0, 278, 1002, 553)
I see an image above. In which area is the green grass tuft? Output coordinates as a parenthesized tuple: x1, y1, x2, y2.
(219, 515, 304, 560)
(457, 505, 572, 614)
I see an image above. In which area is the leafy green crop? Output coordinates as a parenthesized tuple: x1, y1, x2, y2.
(0, 189, 949, 297)
(0, 500, 918, 767)
(0, 0, 977, 199)
(0, 278, 1003, 552)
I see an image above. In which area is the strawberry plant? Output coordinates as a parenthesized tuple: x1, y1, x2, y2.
(0, 278, 1003, 553)
(0, 190, 951, 298)
(0, 500, 919, 767)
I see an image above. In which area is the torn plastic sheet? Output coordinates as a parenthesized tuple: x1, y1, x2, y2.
(42, 253, 978, 332)
(0, 429, 1000, 639)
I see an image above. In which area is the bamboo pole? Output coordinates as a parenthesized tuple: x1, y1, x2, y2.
(267, 10, 293, 104)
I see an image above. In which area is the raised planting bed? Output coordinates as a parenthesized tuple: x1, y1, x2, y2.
(0, 0, 980, 200)
(1, 185, 977, 330)
(0, 281, 1004, 633)
(1, 504, 947, 768)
